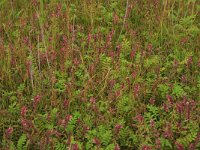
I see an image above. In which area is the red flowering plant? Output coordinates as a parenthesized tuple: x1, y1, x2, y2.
(0, 0, 199, 149)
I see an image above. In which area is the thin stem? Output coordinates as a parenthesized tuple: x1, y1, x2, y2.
(117, 0, 129, 44)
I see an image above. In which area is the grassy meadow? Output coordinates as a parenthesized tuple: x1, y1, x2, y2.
(0, 0, 200, 149)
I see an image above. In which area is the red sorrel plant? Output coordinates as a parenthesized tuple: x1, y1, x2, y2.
(20, 106, 28, 118)
(33, 95, 41, 111)
(5, 127, 13, 139)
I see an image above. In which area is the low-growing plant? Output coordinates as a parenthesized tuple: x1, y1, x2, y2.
(0, 0, 199, 149)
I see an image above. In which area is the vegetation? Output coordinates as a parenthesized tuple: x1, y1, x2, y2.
(0, 0, 199, 149)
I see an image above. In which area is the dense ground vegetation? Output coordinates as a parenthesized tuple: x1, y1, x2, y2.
(0, 0, 200, 149)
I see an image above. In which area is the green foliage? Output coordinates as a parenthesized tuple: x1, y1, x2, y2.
(144, 105, 159, 123)
(34, 114, 47, 131)
(197, 75, 200, 88)
(8, 101, 20, 114)
(117, 95, 133, 114)
(176, 121, 199, 147)
(160, 137, 172, 149)
(0, 0, 199, 149)
(17, 134, 27, 150)
(75, 64, 89, 87)
(86, 125, 112, 147)
(121, 38, 131, 54)
(9, 142, 16, 150)
(157, 84, 169, 97)
(119, 127, 138, 146)
(97, 101, 108, 113)
(98, 125, 112, 146)
(118, 54, 131, 79)
(172, 83, 185, 98)
(66, 112, 81, 133)
(100, 54, 112, 72)
(105, 143, 115, 150)
(54, 71, 67, 93)
(144, 55, 160, 68)
(55, 141, 67, 150)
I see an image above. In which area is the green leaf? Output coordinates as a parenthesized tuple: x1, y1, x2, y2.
(158, 84, 169, 97)
(17, 134, 27, 150)
(160, 137, 172, 149)
(172, 83, 185, 98)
